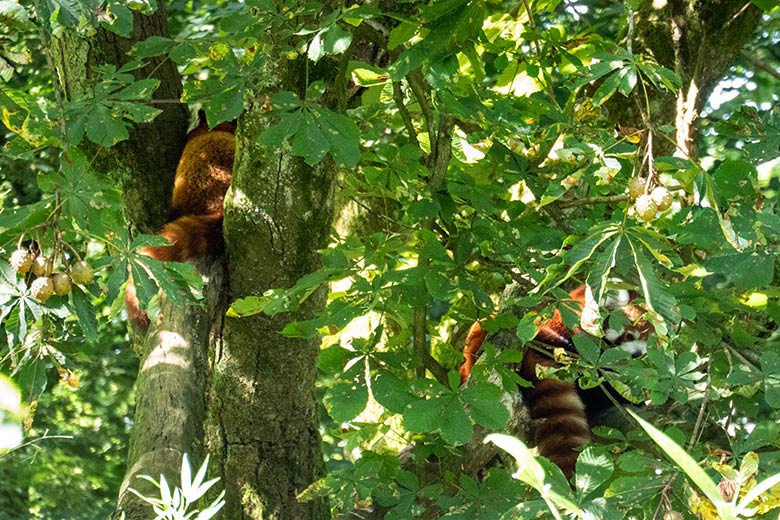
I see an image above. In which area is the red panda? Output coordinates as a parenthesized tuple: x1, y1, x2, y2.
(459, 285, 650, 478)
(125, 116, 235, 331)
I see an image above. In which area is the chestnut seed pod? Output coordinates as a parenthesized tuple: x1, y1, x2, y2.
(650, 186, 673, 211)
(10, 250, 34, 274)
(32, 255, 50, 277)
(71, 261, 93, 285)
(30, 277, 54, 302)
(634, 194, 658, 221)
(628, 177, 645, 199)
(52, 273, 73, 296)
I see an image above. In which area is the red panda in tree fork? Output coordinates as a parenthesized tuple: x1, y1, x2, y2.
(459, 285, 651, 478)
(125, 116, 236, 331)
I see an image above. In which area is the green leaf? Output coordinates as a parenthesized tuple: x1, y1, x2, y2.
(101, 2, 133, 37)
(617, 65, 637, 96)
(86, 104, 129, 147)
(258, 111, 302, 149)
(760, 351, 780, 408)
(628, 410, 728, 516)
(461, 381, 509, 428)
(553, 223, 619, 288)
(226, 296, 266, 318)
(202, 88, 244, 125)
(486, 433, 583, 517)
(439, 397, 472, 445)
(424, 271, 454, 300)
(373, 371, 414, 413)
(706, 252, 774, 290)
(588, 235, 622, 302)
(403, 395, 441, 434)
(315, 107, 361, 167)
(131, 36, 175, 58)
(130, 260, 159, 311)
(712, 159, 757, 202)
(71, 285, 98, 342)
(14, 358, 48, 398)
(575, 446, 614, 499)
(573, 335, 600, 365)
(751, 0, 778, 11)
(320, 24, 353, 58)
(626, 238, 677, 326)
(119, 101, 162, 123)
(592, 70, 622, 106)
(349, 63, 390, 87)
(324, 369, 368, 423)
(293, 110, 330, 166)
(115, 78, 160, 100)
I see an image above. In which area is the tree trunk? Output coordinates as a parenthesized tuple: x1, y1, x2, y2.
(46, 7, 211, 519)
(49, 10, 188, 232)
(609, 0, 761, 158)
(208, 59, 334, 519)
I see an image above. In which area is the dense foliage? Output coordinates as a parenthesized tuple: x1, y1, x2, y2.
(1, 0, 780, 518)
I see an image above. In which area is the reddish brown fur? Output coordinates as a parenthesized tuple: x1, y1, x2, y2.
(125, 117, 235, 331)
(458, 321, 488, 384)
(458, 286, 648, 479)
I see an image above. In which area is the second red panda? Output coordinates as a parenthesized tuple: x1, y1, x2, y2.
(125, 118, 235, 330)
(459, 285, 650, 478)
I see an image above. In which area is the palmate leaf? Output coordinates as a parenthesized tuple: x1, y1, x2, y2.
(628, 411, 733, 519)
(542, 222, 620, 290)
(324, 357, 368, 423)
(259, 102, 361, 167)
(626, 236, 677, 329)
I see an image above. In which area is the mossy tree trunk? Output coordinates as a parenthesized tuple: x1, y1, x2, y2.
(609, 1, 761, 158)
(52, 4, 335, 518)
(208, 58, 334, 519)
(47, 7, 211, 520)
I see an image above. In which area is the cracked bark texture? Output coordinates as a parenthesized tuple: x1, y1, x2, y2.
(50, 10, 188, 233)
(210, 57, 334, 518)
(609, 0, 761, 157)
(45, 7, 204, 520)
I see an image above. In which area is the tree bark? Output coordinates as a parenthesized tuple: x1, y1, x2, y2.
(45, 6, 207, 519)
(609, 0, 762, 158)
(208, 57, 334, 519)
(114, 286, 213, 518)
(50, 10, 188, 233)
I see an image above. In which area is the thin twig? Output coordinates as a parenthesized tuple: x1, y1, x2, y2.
(406, 71, 436, 154)
(687, 360, 711, 451)
(555, 193, 630, 209)
(392, 81, 420, 148)
(722, 341, 760, 372)
(741, 49, 780, 81)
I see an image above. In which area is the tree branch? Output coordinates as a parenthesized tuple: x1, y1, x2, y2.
(392, 81, 420, 148)
(741, 49, 780, 81)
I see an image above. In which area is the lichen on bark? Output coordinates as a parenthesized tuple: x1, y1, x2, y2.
(209, 56, 335, 518)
